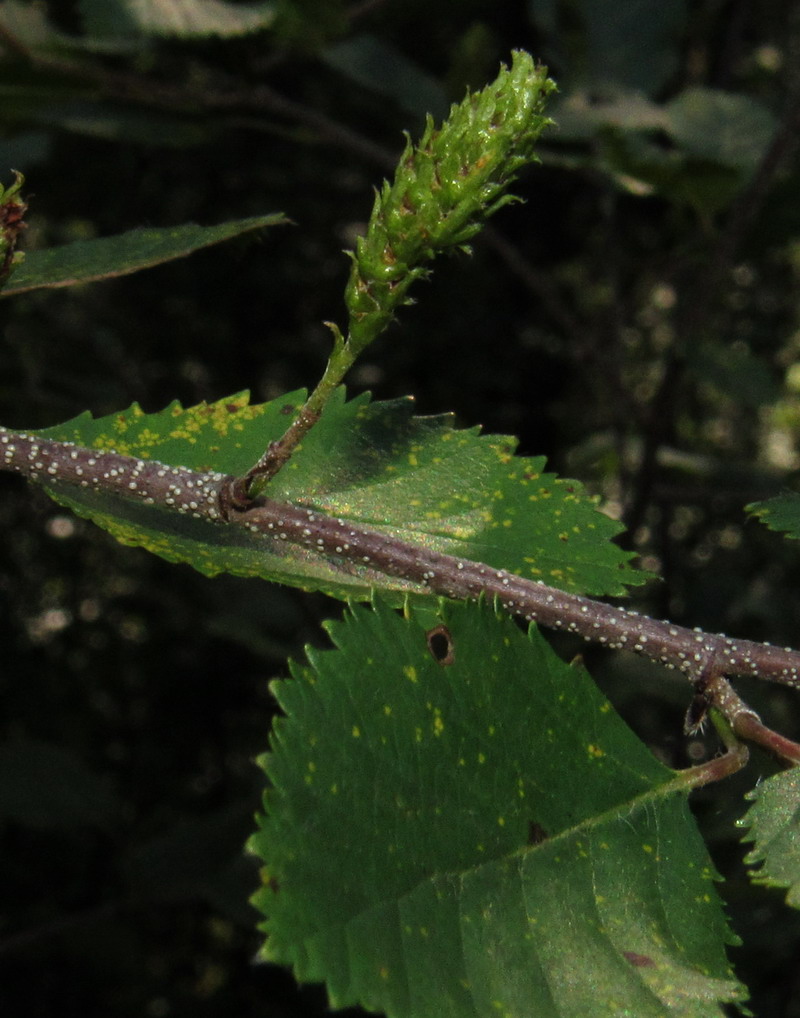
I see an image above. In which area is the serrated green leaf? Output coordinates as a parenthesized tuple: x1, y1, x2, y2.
(30, 388, 646, 601)
(746, 493, 800, 541)
(550, 87, 777, 176)
(249, 598, 744, 1018)
(2, 215, 287, 296)
(665, 89, 778, 175)
(741, 769, 800, 908)
(545, 84, 776, 212)
(79, 0, 276, 38)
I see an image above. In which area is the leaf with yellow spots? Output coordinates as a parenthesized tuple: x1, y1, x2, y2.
(30, 387, 648, 601)
(250, 598, 745, 1017)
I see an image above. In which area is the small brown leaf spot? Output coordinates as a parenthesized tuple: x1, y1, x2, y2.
(225, 404, 241, 414)
(280, 403, 297, 415)
(527, 821, 549, 846)
(622, 951, 655, 968)
(265, 876, 280, 894)
(426, 625, 454, 665)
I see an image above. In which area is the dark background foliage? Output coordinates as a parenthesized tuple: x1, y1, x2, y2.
(1, 1, 800, 1015)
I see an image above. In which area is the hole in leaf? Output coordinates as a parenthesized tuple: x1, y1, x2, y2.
(527, 821, 549, 845)
(426, 625, 454, 665)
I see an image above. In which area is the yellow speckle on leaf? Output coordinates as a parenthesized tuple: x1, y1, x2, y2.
(352, 725, 361, 738)
(587, 744, 605, 758)
(403, 665, 418, 683)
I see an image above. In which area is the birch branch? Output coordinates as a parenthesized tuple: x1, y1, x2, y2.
(3, 426, 800, 695)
